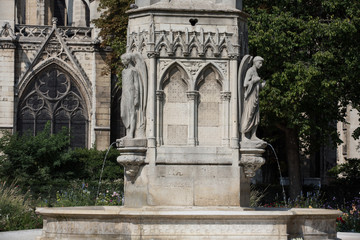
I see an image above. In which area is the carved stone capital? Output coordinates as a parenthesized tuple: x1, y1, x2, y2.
(156, 90, 165, 101)
(239, 147, 266, 178)
(186, 91, 199, 101)
(147, 51, 158, 58)
(220, 91, 231, 101)
(229, 54, 239, 60)
(117, 147, 147, 183)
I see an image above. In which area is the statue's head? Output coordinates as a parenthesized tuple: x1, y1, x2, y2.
(253, 56, 264, 69)
(121, 53, 134, 66)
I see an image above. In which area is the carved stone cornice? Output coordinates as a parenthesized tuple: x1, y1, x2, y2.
(186, 91, 199, 101)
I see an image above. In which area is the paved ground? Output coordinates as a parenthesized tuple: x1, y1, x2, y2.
(0, 229, 42, 240)
(0, 229, 359, 240)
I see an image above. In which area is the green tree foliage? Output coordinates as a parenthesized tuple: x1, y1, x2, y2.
(93, 0, 133, 77)
(329, 158, 360, 185)
(244, 0, 360, 198)
(0, 124, 122, 197)
(0, 124, 73, 195)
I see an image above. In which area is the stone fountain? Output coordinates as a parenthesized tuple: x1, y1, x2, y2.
(36, 0, 340, 239)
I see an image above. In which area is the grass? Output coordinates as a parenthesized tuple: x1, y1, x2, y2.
(0, 181, 42, 231)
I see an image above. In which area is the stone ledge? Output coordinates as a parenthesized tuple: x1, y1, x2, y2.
(36, 206, 340, 240)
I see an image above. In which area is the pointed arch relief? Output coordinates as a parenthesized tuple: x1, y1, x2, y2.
(17, 63, 90, 148)
(195, 62, 224, 89)
(196, 63, 223, 146)
(160, 62, 191, 146)
(159, 61, 191, 91)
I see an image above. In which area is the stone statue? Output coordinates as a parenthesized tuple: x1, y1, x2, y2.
(120, 52, 147, 139)
(238, 55, 266, 142)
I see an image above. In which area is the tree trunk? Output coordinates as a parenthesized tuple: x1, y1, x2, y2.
(284, 128, 302, 200)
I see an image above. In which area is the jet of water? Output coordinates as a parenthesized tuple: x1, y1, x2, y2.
(96, 142, 117, 205)
(267, 143, 287, 206)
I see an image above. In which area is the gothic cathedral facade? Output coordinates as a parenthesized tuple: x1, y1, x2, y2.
(0, 0, 120, 150)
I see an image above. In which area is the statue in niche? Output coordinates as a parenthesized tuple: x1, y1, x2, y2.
(238, 55, 266, 143)
(120, 52, 147, 139)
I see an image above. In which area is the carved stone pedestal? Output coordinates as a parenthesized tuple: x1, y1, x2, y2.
(239, 140, 267, 178)
(116, 138, 147, 183)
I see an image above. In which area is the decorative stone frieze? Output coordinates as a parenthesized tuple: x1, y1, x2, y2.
(128, 27, 238, 58)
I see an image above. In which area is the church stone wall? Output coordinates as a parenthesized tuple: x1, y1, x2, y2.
(0, 0, 112, 150)
(0, 48, 15, 135)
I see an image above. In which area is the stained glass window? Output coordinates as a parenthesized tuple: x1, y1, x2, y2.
(17, 66, 88, 148)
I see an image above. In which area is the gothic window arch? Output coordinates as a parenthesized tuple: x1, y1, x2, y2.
(17, 66, 88, 148)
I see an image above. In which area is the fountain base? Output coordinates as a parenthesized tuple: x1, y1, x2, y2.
(36, 206, 340, 240)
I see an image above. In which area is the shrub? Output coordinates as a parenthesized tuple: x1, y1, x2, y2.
(68, 147, 122, 181)
(0, 124, 123, 198)
(0, 181, 42, 231)
(0, 124, 74, 196)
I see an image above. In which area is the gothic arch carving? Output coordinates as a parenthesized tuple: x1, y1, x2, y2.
(195, 62, 224, 89)
(155, 34, 171, 53)
(159, 62, 191, 90)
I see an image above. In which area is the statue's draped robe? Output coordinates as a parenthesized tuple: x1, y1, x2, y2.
(121, 68, 140, 129)
(241, 67, 260, 133)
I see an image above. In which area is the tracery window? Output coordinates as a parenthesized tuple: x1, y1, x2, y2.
(17, 66, 88, 148)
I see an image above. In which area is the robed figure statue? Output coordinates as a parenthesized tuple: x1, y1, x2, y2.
(120, 53, 148, 139)
(238, 55, 266, 142)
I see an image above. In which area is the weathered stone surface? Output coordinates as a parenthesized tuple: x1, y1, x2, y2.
(36, 206, 340, 240)
(135, 0, 242, 10)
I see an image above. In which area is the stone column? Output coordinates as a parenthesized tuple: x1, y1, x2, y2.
(221, 91, 231, 147)
(156, 90, 164, 146)
(147, 53, 157, 148)
(186, 90, 199, 146)
(229, 56, 239, 148)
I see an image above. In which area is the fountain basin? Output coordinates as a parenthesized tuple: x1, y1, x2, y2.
(36, 206, 340, 239)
